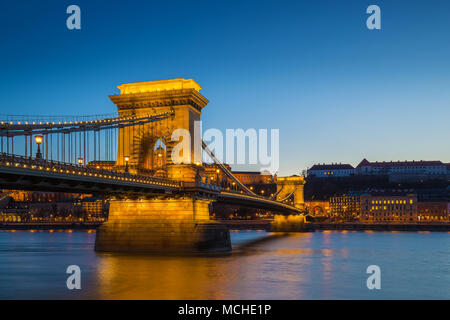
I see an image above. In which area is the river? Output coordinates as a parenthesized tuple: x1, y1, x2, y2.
(0, 230, 448, 299)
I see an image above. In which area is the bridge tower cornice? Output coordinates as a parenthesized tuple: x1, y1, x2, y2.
(109, 88, 209, 113)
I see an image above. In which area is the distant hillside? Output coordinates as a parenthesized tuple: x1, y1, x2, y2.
(304, 175, 449, 201)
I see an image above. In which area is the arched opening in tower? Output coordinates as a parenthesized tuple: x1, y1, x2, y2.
(152, 139, 167, 178)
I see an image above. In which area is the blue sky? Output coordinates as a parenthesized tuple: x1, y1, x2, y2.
(0, 0, 449, 175)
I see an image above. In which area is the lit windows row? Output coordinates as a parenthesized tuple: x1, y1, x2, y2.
(371, 199, 413, 205)
(371, 206, 412, 210)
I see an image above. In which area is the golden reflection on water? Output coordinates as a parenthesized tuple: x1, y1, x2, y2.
(97, 254, 229, 299)
(95, 233, 318, 300)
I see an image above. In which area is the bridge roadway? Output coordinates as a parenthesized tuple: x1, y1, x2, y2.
(217, 191, 303, 214)
(0, 153, 302, 214)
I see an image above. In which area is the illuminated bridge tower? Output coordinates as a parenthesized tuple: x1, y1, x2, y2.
(276, 176, 305, 209)
(272, 176, 307, 232)
(95, 79, 231, 254)
(110, 78, 206, 182)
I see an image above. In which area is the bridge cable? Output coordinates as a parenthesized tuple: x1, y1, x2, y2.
(270, 184, 284, 200)
(277, 185, 299, 203)
(201, 140, 257, 196)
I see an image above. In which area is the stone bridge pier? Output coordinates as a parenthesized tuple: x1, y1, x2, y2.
(95, 197, 230, 254)
(95, 79, 231, 254)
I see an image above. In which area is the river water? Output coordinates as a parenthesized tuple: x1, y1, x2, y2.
(0, 230, 448, 299)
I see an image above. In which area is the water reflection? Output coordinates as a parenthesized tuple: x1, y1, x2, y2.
(94, 233, 318, 299)
(0, 230, 449, 299)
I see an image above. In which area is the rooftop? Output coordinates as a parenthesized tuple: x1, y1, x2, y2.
(309, 163, 354, 170)
(357, 158, 444, 168)
(117, 78, 202, 95)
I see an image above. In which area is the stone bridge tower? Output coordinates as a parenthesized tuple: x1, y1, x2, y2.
(271, 176, 307, 232)
(276, 176, 305, 209)
(110, 78, 208, 182)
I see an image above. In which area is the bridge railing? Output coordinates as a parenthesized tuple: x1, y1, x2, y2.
(0, 153, 181, 188)
(221, 188, 270, 200)
(0, 113, 119, 124)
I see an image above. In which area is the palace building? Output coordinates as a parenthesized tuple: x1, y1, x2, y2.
(308, 159, 450, 179)
(356, 159, 447, 176)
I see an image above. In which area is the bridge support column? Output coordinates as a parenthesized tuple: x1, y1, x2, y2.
(95, 197, 231, 254)
(270, 214, 306, 232)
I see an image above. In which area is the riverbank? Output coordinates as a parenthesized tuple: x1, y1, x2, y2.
(1, 220, 449, 232)
(308, 222, 450, 232)
(0, 222, 102, 230)
(218, 220, 450, 232)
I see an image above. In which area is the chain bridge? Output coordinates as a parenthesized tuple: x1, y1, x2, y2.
(0, 79, 305, 253)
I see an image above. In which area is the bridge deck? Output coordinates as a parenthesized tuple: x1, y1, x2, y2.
(0, 153, 180, 195)
(0, 154, 303, 214)
(217, 191, 303, 214)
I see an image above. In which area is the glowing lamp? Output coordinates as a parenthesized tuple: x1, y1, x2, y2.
(35, 135, 43, 159)
(124, 156, 130, 173)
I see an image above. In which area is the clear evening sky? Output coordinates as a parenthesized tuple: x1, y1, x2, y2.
(0, 0, 449, 176)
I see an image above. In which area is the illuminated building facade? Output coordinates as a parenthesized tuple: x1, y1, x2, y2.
(203, 164, 274, 186)
(329, 193, 362, 221)
(308, 163, 355, 177)
(305, 200, 330, 216)
(3, 190, 83, 203)
(203, 163, 231, 185)
(81, 197, 108, 221)
(331, 190, 421, 223)
(232, 171, 274, 184)
(360, 192, 417, 223)
(417, 201, 449, 222)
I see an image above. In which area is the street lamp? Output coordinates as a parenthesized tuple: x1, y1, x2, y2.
(35, 135, 43, 159)
(77, 157, 84, 165)
(215, 169, 220, 185)
(124, 156, 129, 173)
